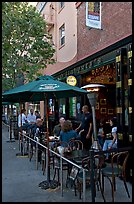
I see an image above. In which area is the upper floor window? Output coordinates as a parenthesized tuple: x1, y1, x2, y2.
(59, 24, 65, 47)
(36, 2, 46, 13)
(59, 2, 65, 10)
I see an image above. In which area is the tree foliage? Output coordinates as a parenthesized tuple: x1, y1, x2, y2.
(2, 2, 55, 91)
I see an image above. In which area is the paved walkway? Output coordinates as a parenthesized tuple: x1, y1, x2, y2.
(2, 123, 132, 202)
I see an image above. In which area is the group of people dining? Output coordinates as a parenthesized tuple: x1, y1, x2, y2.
(17, 108, 44, 135)
(53, 105, 118, 161)
(18, 105, 118, 161)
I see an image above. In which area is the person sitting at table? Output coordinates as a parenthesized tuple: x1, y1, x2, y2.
(102, 117, 117, 161)
(31, 118, 44, 139)
(97, 118, 105, 148)
(27, 108, 36, 124)
(57, 120, 78, 155)
(35, 110, 41, 119)
(30, 118, 44, 163)
(18, 108, 30, 131)
(53, 117, 65, 136)
(25, 108, 37, 133)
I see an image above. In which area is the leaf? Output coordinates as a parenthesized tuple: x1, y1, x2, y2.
(2, 2, 55, 91)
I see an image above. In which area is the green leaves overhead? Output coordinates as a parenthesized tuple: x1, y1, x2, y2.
(2, 2, 55, 91)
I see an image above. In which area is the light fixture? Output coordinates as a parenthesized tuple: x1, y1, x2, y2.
(81, 83, 105, 151)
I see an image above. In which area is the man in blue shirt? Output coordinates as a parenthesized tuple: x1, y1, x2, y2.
(75, 105, 93, 150)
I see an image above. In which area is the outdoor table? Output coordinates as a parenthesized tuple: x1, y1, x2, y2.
(43, 136, 59, 143)
(64, 149, 90, 162)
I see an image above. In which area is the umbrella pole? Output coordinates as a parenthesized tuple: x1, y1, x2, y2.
(38, 94, 59, 190)
(16, 103, 23, 156)
(46, 94, 50, 182)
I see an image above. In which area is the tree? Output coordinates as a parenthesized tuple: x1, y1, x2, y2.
(2, 2, 55, 91)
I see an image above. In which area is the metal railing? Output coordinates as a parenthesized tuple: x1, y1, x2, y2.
(16, 129, 133, 202)
(18, 131, 87, 202)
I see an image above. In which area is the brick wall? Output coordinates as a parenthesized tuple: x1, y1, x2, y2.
(77, 2, 132, 61)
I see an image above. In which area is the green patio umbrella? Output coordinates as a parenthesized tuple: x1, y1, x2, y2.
(2, 75, 87, 102)
(2, 75, 88, 187)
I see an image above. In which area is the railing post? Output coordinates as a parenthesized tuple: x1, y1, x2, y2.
(60, 156, 63, 197)
(22, 132, 25, 156)
(36, 142, 38, 170)
(89, 149, 95, 202)
(45, 146, 48, 180)
(82, 169, 86, 202)
(28, 137, 31, 159)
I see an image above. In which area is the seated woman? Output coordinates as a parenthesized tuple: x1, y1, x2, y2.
(102, 117, 117, 160)
(57, 120, 78, 155)
(97, 118, 105, 148)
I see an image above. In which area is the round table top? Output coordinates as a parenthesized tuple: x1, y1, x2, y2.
(64, 149, 90, 160)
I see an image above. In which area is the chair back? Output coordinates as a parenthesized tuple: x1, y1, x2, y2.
(81, 154, 105, 179)
(68, 139, 83, 151)
(111, 151, 129, 177)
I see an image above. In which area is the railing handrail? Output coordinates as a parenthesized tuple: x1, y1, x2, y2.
(20, 132, 85, 170)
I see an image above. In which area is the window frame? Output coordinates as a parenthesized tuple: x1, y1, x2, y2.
(59, 2, 65, 10)
(59, 24, 65, 47)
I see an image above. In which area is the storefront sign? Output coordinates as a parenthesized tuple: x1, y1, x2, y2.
(66, 76, 77, 86)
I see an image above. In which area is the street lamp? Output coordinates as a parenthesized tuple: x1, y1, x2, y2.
(81, 84, 105, 150)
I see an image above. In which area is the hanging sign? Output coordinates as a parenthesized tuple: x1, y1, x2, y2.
(86, 2, 101, 29)
(66, 76, 77, 86)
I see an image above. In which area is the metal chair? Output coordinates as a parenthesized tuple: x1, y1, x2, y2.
(52, 141, 69, 184)
(68, 139, 84, 151)
(76, 154, 106, 201)
(101, 151, 130, 202)
(68, 139, 84, 165)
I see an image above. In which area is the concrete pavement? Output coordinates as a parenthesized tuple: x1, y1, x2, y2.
(2, 123, 132, 202)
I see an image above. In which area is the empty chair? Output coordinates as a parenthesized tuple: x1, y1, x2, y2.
(101, 151, 130, 202)
(52, 141, 69, 184)
(76, 154, 106, 201)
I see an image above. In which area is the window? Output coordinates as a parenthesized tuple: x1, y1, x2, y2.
(59, 2, 64, 10)
(36, 2, 46, 13)
(59, 24, 65, 46)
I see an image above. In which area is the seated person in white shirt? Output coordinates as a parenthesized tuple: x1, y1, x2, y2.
(18, 108, 29, 130)
(27, 108, 36, 124)
(102, 117, 117, 160)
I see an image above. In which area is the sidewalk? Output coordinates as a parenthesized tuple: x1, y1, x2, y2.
(2, 123, 132, 202)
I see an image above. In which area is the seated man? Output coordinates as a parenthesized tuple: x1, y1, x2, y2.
(53, 117, 65, 136)
(30, 118, 45, 162)
(18, 108, 30, 131)
(27, 108, 36, 124)
(35, 110, 41, 119)
(31, 118, 44, 139)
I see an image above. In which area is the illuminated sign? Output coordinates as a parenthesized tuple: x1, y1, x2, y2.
(66, 76, 77, 86)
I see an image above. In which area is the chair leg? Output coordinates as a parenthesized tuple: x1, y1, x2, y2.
(107, 176, 115, 202)
(79, 183, 82, 199)
(77, 181, 82, 199)
(98, 177, 106, 202)
(74, 181, 77, 196)
(123, 179, 130, 198)
(102, 174, 104, 192)
(113, 176, 116, 191)
(53, 168, 57, 181)
(57, 169, 60, 184)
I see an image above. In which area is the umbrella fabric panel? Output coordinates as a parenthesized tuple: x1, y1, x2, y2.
(2, 89, 87, 103)
(2, 75, 87, 103)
